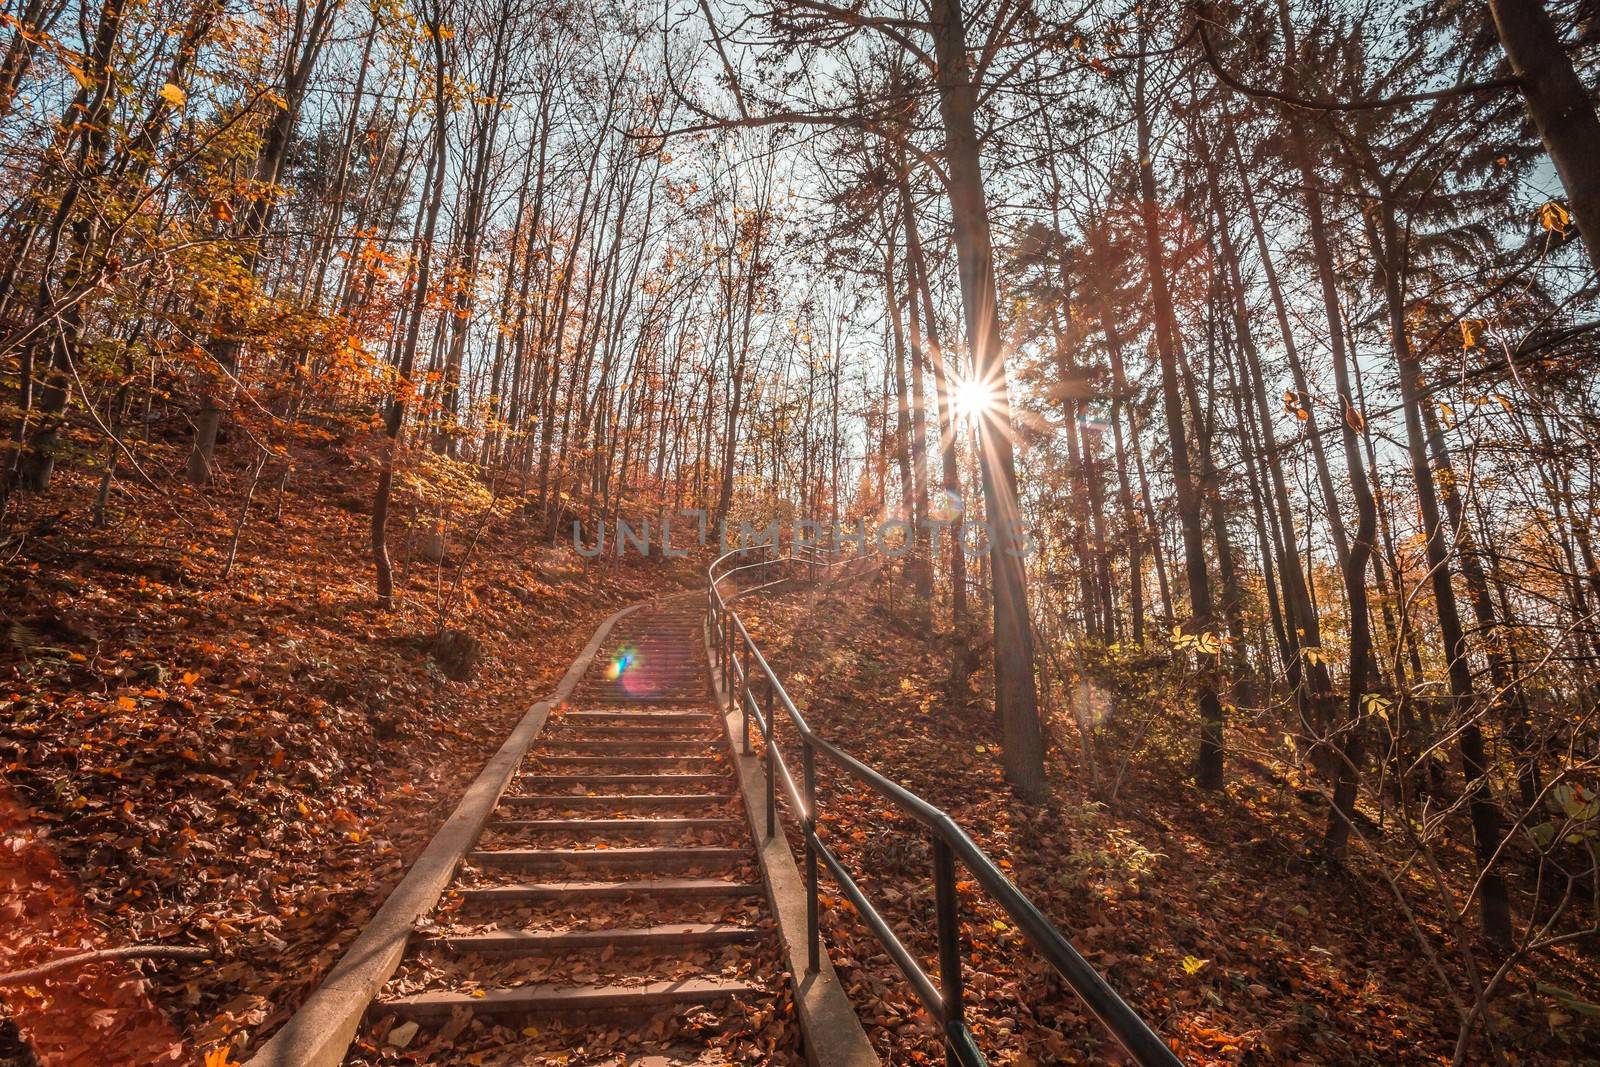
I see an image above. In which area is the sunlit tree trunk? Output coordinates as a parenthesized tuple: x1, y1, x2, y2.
(371, 11, 450, 607)
(1134, 37, 1224, 788)
(928, 0, 1044, 797)
(901, 176, 967, 626)
(1368, 188, 1512, 947)
(188, 0, 338, 484)
(1489, 0, 1600, 277)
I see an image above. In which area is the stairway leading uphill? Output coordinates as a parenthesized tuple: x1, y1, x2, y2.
(355, 599, 798, 1064)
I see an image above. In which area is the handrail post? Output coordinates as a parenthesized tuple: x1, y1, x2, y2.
(764, 680, 776, 839)
(933, 836, 964, 1067)
(803, 736, 819, 973)
(712, 603, 723, 701)
(741, 648, 752, 755)
(723, 614, 733, 710)
(735, 639, 748, 729)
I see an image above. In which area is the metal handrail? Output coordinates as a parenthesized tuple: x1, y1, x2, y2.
(706, 542, 1184, 1067)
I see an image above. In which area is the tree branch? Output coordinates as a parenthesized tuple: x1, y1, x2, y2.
(696, 0, 750, 120)
(779, 0, 936, 72)
(0, 945, 215, 986)
(1194, 9, 1521, 113)
(652, 106, 951, 191)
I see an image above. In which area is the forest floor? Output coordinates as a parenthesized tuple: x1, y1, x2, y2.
(0, 426, 696, 1066)
(5, 430, 1598, 1067)
(735, 572, 1600, 1067)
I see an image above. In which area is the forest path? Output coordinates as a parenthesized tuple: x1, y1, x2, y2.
(357, 597, 796, 1063)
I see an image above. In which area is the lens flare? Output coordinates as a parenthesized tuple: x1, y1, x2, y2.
(606, 645, 637, 681)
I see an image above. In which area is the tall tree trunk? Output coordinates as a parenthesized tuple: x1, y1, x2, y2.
(11, 0, 128, 494)
(1250, 42, 1381, 853)
(371, 15, 449, 607)
(1489, 0, 1600, 277)
(886, 238, 916, 538)
(901, 176, 967, 625)
(1135, 38, 1225, 788)
(1371, 193, 1513, 948)
(1087, 226, 1145, 645)
(928, 0, 1044, 797)
(188, 0, 338, 483)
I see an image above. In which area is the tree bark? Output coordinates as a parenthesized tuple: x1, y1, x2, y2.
(1489, 0, 1600, 277)
(1135, 36, 1225, 789)
(928, 0, 1044, 798)
(371, 12, 450, 607)
(901, 175, 967, 626)
(1370, 191, 1513, 948)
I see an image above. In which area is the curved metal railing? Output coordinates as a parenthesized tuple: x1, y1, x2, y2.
(706, 542, 1184, 1067)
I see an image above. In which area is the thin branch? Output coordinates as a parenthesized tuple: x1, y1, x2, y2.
(779, 0, 936, 72)
(0, 945, 215, 986)
(1194, 10, 1521, 113)
(696, 0, 750, 120)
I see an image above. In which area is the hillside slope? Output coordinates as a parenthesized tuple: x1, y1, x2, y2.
(735, 574, 1600, 1066)
(0, 430, 692, 1065)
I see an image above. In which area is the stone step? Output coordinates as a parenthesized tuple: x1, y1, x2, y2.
(546, 725, 719, 738)
(379, 978, 756, 1020)
(515, 774, 729, 789)
(528, 755, 721, 768)
(416, 922, 761, 955)
(499, 793, 730, 810)
(472, 846, 746, 871)
(489, 817, 742, 834)
(559, 710, 709, 722)
(453, 878, 761, 903)
(545, 740, 714, 754)
(571, 693, 711, 705)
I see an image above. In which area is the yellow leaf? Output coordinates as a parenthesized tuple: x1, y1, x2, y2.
(1181, 955, 1210, 975)
(159, 82, 187, 107)
(1362, 693, 1393, 721)
(1539, 201, 1571, 234)
(67, 64, 95, 90)
(1460, 318, 1485, 349)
